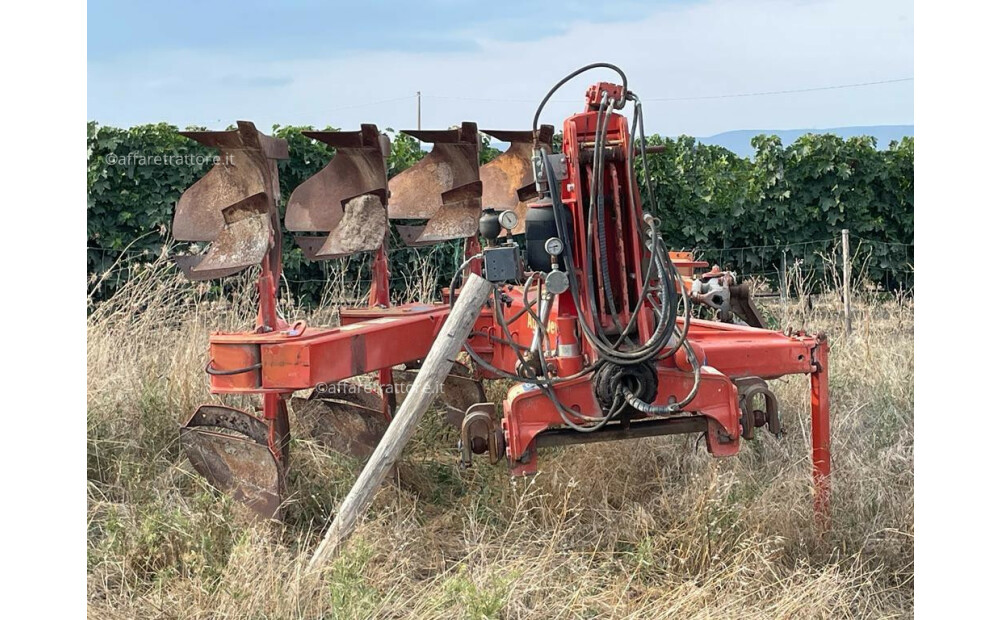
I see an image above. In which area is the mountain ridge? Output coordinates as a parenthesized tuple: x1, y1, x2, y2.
(694, 125, 913, 157)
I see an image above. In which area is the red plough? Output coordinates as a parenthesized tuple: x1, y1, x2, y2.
(172, 64, 831, 522)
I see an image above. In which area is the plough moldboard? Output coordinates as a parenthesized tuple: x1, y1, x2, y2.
(173, 63, 831, 523)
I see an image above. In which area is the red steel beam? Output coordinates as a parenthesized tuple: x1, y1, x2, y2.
(207, 305, 821, 395)
(207, 304, 452, 393)
(684, 319, 818, 378)
(810, 337, 832, 525)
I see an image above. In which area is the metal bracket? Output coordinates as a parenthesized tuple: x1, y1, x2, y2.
(734, 376, 781, 439)
(460, 403, 502, 467)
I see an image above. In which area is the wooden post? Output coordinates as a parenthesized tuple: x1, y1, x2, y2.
(841, 229, 852, 335)
(307, 273, 492, 573)
(779, 249, 788, 307)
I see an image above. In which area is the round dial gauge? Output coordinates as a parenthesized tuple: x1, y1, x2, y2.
(544, 236, 564, 256)
(498, 209, 519, 231)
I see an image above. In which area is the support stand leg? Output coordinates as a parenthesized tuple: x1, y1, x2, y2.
(810, 339, 831, 527)
(369, 243, 396, 420)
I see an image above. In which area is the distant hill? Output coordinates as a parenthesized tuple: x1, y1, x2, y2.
(696, 125, 913, 158)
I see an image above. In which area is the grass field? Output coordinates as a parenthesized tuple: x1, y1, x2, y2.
(87, 257, 913, 618)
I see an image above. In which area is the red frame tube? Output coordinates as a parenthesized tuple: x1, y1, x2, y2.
(810, 337, 831, 524)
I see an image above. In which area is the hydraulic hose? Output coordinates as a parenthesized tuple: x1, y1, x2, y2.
(532, 63, 628, 134)
(475, 62, 703, 430)
(620, 337, 702, 415)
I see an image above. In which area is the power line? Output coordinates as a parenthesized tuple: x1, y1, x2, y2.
(271, 77, 914, 120)
(421, 77, 913, 105)
(644, 77, 913, 102)
(327, 94, 417, 112)
(422, 94, 554, 104)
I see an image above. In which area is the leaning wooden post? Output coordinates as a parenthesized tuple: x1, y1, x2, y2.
(307, 273, 492, 573)
(779, 248, 788, 307)
(841, 229, 852, 335)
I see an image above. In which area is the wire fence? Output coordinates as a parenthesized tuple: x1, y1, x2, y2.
(690, 234, 913, 294)
(87, 230, 914, 306)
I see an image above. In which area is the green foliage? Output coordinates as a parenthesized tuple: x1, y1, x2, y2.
(438, 564, 515, 619)
(87, 121, 213, 284)
(479, 133, 501, 165)
(87, 123, 914, 303)
(326, 542, 381, 618)
(638, 133, 914, 289)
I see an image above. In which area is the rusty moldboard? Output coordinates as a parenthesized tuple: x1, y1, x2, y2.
(480, 125, 554, 235)
(290, 397, 389, 460)
(172, 121, 287, 280)
(387, 122, 482, 245)
(286, 125, 390, 259)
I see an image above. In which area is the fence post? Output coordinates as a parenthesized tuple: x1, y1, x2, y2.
(780, 249, 788, 307)
(841, 229, 852, 335)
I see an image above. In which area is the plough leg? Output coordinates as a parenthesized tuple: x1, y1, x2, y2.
(810, 338, 831, 526)
(370, 243, 396, 420)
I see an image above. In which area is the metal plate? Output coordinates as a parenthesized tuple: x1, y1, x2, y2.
(394, 197, 481, 245)
(180, 404, 283, 519)
(387, 122, 481, 245)
(290, 397, 388, 460)
(172, 121, 286, 281)
(308, 380, 385, 410)
(285, 125, 388, 236)
(729, 282, 766, 328)
(173, 121, 285, 243)
(191, 194, 271, 275)
(480, 126, 553, 235)
(314, 194, 387, 257)
(172, 255, 246, 281)
(392, 367, 486, 429)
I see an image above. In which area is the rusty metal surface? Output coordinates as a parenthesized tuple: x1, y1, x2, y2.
(286, 125, 390, 259)
(392, 367, 486, 428)
(180, 404, 283, 519)
(480, 126, 553, 235)
(395, 183, 482, 245)
(173, 149, 268, 242)
(729, 282, 766, 328)
(317, 194, 387, 256)
(173, 121, 284, 241)
(690, 269, 766, 327)
(293, 195, 387, 259)
(172, 255, 246, 281)
(191, 194, 271, 275)
(734, 377, 781, 439)
(308, 380, 385, 411)
(460, 402, 501, 466)
(173, 121, 286, 280)
(388, 122, 482, 245)
(290, 397, 388, 460)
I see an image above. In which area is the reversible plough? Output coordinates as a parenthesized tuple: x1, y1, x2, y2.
(172, 64, 831, 522)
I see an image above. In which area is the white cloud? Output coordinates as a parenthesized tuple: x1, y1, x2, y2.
(88, 0, 912, 135)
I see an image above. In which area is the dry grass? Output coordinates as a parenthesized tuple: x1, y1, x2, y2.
(87, 255, 913, 619)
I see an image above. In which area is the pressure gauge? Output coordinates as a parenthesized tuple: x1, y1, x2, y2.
(498, 209, 519, 231)
(544, 236, 564, 257)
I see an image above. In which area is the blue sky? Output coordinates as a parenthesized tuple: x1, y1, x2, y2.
(87, 0, 913, 136)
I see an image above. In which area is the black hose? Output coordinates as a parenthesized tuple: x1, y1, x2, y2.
(545, 154, 675, 366)
(492, 63, 701, 427)
(448, 255, 594, 388)
(532, 62, 628, 134)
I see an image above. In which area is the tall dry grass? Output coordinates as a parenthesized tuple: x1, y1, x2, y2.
(87, 255, 913, 619)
